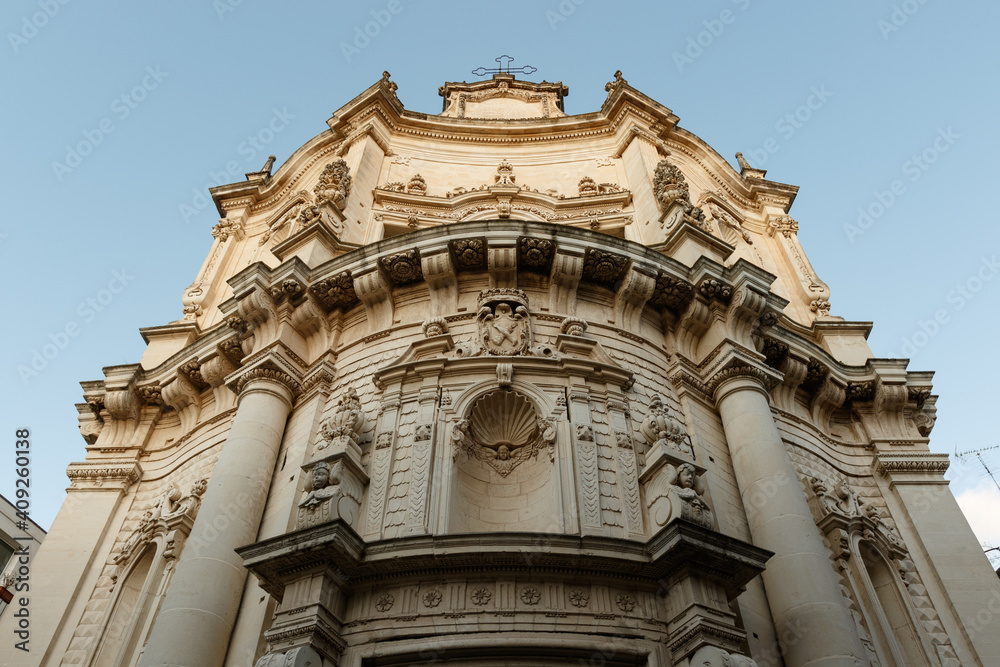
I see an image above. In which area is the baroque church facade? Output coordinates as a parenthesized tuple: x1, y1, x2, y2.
(6, 71, 1000, 666)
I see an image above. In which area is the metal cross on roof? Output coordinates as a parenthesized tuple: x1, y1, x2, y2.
(472, 55, 537, 77)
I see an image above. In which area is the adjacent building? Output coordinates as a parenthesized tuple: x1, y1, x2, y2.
(6, 71, 999, 667)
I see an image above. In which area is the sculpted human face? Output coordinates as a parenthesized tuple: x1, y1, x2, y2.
(312, 467, 330, 489)
(677, 466, 695, 489)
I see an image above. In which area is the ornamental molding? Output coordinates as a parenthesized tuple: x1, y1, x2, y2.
(872, 452, 950, 477)
(66, 459, 142, 490)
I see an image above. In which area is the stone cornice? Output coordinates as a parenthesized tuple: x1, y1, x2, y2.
(238, 519, 771, 602)
(873, 452, 951, 477)
(66, 459, 142, 491)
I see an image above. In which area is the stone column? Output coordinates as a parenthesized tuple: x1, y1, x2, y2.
(139, 367, 298, 667)
(711, 366, 866, 667)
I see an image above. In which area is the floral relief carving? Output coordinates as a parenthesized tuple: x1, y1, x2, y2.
(517, 237, 554, 271)
(582, 248, 629, 287)
(568, 590, 590, 607)
(314, 159, 352, 209)
(449, 238, 486, 271)
(640, 395, 694, 459)
(422, 589, 442, 608)
(380, 248, 423, 285)
(310, 271, 358, 311)
(470, 587, 492, 606)
(520, 587, 541, 605)
(317, 387, 366, 452)
(615, 593, 635, 612)
(375, 593, 394, 612)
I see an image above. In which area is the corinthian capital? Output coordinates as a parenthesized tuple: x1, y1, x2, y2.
(224, 345, 304, 400)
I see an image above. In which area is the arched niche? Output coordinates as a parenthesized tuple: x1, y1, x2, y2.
(90, 543, 159, 667)
(851, 537, 932, 667)
(448, 388, 558, 534)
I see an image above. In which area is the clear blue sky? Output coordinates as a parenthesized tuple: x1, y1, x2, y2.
(2, 2, 998, 552)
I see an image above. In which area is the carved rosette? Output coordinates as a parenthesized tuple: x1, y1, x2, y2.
(582, 248, 629, 287)
(476, 288, 531, 356)
(380, 249, 423, 285)
(310, 271, 359, 312)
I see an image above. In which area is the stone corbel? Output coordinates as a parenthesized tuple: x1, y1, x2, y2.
(420, 251, 459, 316)
(200, 343, 243, 414)
(488, 244, 518, 289)
(613, 266, 656, 331)
(769, 352, 808, 414)
(231, 267, 281, 353)
(548, 251, 583, 315)
(160, 372, 203, 434)
(673, 294, 714, 361)
(353, 268, 394, 333)
(809, 372, 846, 430)
(873, 452, 950, 489)
(724, 282, 769, 349)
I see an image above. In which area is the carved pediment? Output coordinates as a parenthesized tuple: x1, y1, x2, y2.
(438, 75, 568, 120)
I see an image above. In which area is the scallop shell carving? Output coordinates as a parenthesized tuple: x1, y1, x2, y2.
(469, 391, 538, 451)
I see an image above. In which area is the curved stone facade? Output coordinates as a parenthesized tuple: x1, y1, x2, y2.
(7, 71, 1000, 667)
